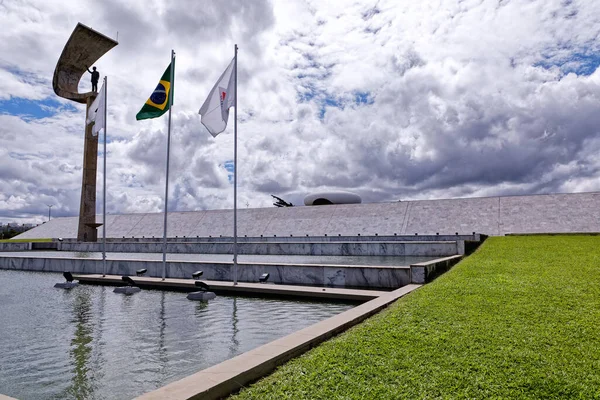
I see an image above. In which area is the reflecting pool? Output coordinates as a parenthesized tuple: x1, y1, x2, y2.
(0, 270, 354, 399)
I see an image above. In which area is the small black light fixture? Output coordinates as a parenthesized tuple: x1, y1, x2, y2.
(114, 276, 141, 294)
(187, 281, 216, 300)
(58, 237, 64, 242)
(195, 280, 210, 291)
(259, 273, 270, 283)
(136, 268, 147, 276)
(63, 271, 74, 282)
(54, 271, 78, 289)
(192, 270, 204, 280)
(122, 276, 136, 286)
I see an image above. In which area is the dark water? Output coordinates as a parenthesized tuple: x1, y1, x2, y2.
(0, 251, 437, 267)
(0, 270, 354, 400)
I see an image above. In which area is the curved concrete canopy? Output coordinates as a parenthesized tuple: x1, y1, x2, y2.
(304, 191, 362, 206)
(52, 23, 118, 103)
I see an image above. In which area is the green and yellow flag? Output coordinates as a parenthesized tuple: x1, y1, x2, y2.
(136, 61, 174, 120)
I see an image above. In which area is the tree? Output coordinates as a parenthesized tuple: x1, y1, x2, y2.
(5, 229, 18, 239)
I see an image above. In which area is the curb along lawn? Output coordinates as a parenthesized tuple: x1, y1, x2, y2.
(231, 236, 600, 399)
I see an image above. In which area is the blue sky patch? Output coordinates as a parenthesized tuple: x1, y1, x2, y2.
(294, 50, 373, 119)
(536, 50, 600, 76)
(299, 89, 373, 119)
(319, 95, 343, 119)
(298, 83, 317, 102)
(224, 160, 234, 183)
(355, 91, 374, 105)
(0, 97, 77, 120)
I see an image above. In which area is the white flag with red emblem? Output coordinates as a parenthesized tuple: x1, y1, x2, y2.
(86, 80, 106, 137)
(199, 56, 236, 137)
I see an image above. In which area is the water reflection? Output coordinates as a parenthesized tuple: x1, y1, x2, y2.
(67, 289, 94, 399)
(194, 301, 208, 314)
(92, 286, 107, 390)
(229, 297, 239, 357)
(157, 291, 168, 379)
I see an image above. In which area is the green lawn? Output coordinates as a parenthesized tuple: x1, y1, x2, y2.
(231, 236, 600, 399)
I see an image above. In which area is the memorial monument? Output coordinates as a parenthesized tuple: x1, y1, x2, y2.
(52, 23, 118, 241)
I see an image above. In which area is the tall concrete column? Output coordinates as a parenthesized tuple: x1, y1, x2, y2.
(77, 95, 100, 242)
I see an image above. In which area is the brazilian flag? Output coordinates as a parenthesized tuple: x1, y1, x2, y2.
(136, 60, 174, 120)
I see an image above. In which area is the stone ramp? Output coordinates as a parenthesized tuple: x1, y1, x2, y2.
(16, 192, 600, 239)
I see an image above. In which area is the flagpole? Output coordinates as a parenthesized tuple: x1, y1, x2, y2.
(102, 76, 107, 276)
(162, 49, 175, 280)
(233, 44, 238, 285)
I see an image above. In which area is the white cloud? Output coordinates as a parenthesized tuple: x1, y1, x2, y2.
(1, 0, 599, 224)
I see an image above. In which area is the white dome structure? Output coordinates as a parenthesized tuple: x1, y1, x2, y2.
(304, 191, 362, 206)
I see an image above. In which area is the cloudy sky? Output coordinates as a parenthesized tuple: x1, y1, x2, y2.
(1, 0, 599, 224)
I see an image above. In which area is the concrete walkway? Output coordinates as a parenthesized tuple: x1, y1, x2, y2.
(74, 274, 388, 302)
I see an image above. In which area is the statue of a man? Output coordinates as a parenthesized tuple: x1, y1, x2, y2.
(86, 65, 100, 92)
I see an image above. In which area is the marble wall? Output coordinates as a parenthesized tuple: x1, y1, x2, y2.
(0, 243, 30, 252)
(410, 255, 463, 284)
(0, 257, 415, 289)
(58, 234, 478, 243)
(58, 240, 460, 256)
